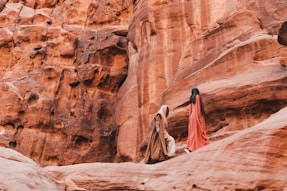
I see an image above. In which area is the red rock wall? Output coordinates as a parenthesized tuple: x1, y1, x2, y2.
(46, 107, 287, 190)
(115, 0, 287, 161)
(1, 0, 287, 166)
(0, 0, 133, 165)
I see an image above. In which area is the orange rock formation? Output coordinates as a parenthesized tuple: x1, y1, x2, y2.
(0, 0, 133, 165)
(115, 0, 287, 162)
(0, 0, 287, 190)
(1, 106, 286, 190)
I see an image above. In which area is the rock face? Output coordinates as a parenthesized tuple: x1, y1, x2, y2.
(1, 106, 287, 191)
(115, 0, 287, 161)
(278, 21, 287, 46)
(0, 0, 287, 190)
(0, 0, 287, 169)
(0, 147, 63, 191)
(46, 107, 287, 191)
(0, 0, 133, 165)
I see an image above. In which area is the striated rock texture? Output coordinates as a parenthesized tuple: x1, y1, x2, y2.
(115, 0, 287, 161)
(0, 0, 133, 165)
(0, 0, 286, 190)
(0, 146, 63, 191)
(0, 0, 287, 168)
(47, 107, 287, 190)
(1, 106, 287, 190)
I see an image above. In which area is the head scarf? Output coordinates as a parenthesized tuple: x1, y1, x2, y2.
(156, 105, 169, 130)
(144, 105, 169, 163)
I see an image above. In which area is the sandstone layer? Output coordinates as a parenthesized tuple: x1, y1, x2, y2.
(0, 0, 286, 168)
(0, 0, 287, 190)
(48, 106, 287, 190)
(2, 106, 285, 190)
(0, 146, 63, 191)
(0, 0, 133, 165)
(115, 0, 287, 162)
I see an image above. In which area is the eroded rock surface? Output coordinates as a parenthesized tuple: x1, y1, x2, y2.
(0, 0, 286, 170)
(46, 107, 287, 191)
(278, 21, 287, 46)
(0, 0, 287, 190)
(0, 0, 133, 165)
(115, 0, 287, 162)
(0, 147, 63, 191)
(1, 107, 286, 190)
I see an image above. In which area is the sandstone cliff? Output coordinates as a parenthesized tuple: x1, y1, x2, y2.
(115, 0, 287, 162)
(0, 0, 287, 190)
(46, 107, 287, 191)
(0, 0, 133, 165)
(1, 106, 286, 190)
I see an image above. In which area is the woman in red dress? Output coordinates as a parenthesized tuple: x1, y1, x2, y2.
(185, 88, 209, 153)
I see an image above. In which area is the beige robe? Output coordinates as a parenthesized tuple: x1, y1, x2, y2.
(144, 105, 176, 163)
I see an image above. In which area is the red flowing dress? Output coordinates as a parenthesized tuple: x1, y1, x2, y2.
(187, 95, 209, 151)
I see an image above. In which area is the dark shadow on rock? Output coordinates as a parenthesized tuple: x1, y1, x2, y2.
(278, 21, 287, 46)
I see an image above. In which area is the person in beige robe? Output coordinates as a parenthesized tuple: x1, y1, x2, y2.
(144, 105, 176, 164)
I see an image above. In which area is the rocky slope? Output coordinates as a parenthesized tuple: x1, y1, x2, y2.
(46, 107, 287, 191)
(0, 0, 287, 190)
(1, 106, 286, 190)
(0, 146, 63, 191)
(115, 0, 287, 162)
(0, 0, 286, 188)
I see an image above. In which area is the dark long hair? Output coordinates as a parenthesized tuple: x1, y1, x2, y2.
(190, 88, 206, 116)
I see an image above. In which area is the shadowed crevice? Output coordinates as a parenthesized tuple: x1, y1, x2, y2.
(278, 21, 287, 46)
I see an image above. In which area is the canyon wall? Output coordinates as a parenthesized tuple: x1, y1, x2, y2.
(0, 0, 133, 165)
(115, 0, 287, 161)
(1, 106, 287, 190)
(0, 0, 287, 166)
(0, 0, 287, 190)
